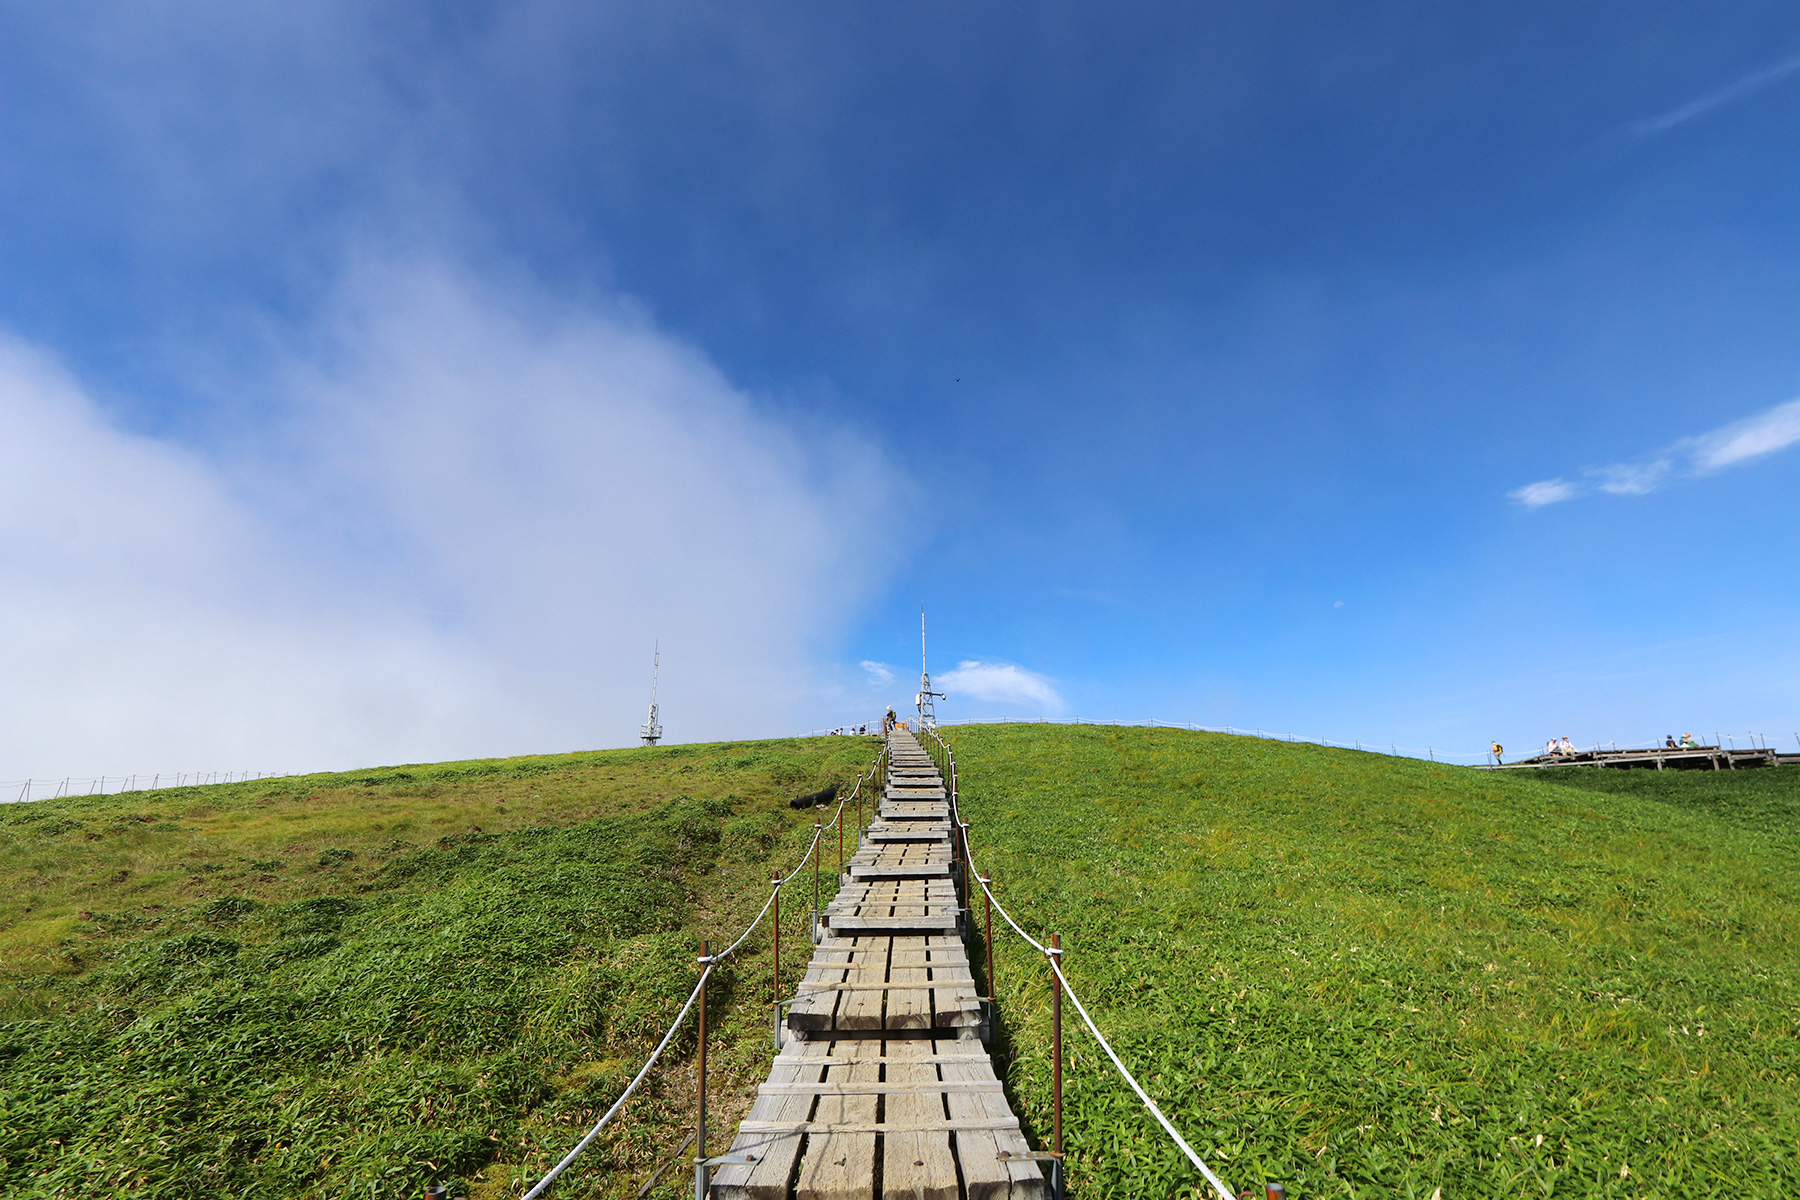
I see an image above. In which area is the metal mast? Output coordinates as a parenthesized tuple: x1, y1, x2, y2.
(639, 642, 663, 746)
(915, 608, 943, 731)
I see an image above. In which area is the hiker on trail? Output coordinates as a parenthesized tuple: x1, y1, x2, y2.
(1560, 736, 1575, 755)
(1545, 738, 1558, 757)
(1665, 735, 1678, 749)
(884, 707, 897, 733)
(1681, 732, 1699, 748)
(1491, 741, 1504, 765)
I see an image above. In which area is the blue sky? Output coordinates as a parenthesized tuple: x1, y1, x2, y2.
(4, 2, 1800, 775)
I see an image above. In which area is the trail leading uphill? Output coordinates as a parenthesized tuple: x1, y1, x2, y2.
(711, 727, 1043, 1199)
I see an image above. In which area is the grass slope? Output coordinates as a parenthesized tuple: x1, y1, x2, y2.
(0, 738, 881, 1199)
(5, 727, 1795, 1199)
(947, 725, 1800, 1198)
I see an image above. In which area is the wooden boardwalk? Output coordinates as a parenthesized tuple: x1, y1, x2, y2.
(1491, 744, 1800, 772)
(711, 729, 1045, 1200)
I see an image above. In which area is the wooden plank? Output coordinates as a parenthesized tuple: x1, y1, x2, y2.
(884, 1038, 959, 1200)
(786, 940, 850, 1032)
(887, 935, 932, 1030)
(836, 940, 887, 1031)
(711, 1039, 831, 1200)
(929, 934, 985, 1030)
(756, 1080, 1002, 1095)
(794, 1043, 879, 1200)
(740, 1118, 1022, 1135)
(943, 1050, 1044, 1199)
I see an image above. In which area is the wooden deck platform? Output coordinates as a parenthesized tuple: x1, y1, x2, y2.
(711, 729, 1044, 1200)
(1491, 744, 1800, 771)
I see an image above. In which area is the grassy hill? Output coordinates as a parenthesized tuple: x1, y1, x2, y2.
(945, 724, 1800, 1198)
(3, 725, 1796, 1198)
(0, 738, 881, 1199)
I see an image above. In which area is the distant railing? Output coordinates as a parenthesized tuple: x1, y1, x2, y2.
(3, 771, 288, 803)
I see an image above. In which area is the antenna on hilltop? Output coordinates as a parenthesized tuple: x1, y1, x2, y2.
(916, 607, 943, 732)
(640, 642, 663, 746)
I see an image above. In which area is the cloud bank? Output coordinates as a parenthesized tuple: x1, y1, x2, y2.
(0, 259, 907, 777)
(937, 660, 1063, 713)
(1511, 396, 1800, 507)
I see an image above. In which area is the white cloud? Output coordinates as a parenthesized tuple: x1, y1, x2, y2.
(1509, 478, 1579, 507)
(1631, 52, 1800, 138)
(937, 660, 1063, 713)
(1686, 397, 1800, 471)
(1511, 396, 1800, 507)
(0, 259, 908, 778)
(860, 661, 894, 686)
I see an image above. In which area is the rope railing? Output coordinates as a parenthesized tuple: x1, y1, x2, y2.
(918, 725, 1240, 1200)
(518, 740, 887, 1200)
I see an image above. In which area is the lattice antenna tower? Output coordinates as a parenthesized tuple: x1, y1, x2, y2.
(639, 641, 663, 746)
(916, 607, 944, 731)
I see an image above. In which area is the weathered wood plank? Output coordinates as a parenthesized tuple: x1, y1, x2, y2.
(837, 940, 887, 1031)
(711, 1039, 831, 1200)
(887, 935, 932, 1031)
(943, 1052, 1043, 1200)
(794, 1044, 879, 1200)
(928, 934, 984, 1030)
(883, 1038, 959, 1200)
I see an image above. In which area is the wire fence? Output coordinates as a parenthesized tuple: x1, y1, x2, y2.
(924, 717, 1800, 767)
(2, 771, 289, 803)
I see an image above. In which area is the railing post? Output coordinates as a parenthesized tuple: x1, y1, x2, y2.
(771, 871, 782, 1049)
(695, 939, 711, 1200)
(982, 873, 994, 999)
(957, 821, 970, 907)
(1051, 933, 1064, 1200)
(838, 805, 844, 875)
(812, 822, 822, 942)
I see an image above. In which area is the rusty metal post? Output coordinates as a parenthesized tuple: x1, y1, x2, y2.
(957, 821, 970, 907)
(695, 939, 711, 1200)
(771, 871, 782, 1048)
(1051, 933, 1064, 1200)
(982, 874, 994, 997)
(1265, 1184, 1288, 1200)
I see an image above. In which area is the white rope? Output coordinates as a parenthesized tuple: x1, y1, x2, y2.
(518, 738, 884, 1198)
(1050, 957, 1234, 1200)
(922, 726, 1234, 1200)
(522, 962, 713, 1200)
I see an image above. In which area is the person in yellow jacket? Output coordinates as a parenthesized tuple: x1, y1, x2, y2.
(1491, 741, 1504, 765)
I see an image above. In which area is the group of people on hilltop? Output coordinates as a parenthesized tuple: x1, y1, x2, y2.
(1490, 732, 1703, 765)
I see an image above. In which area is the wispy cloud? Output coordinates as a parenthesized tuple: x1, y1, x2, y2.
(860, 660, 894, 686)
(1631, 51, 1800, 137)
(1512, 396, 1800, 507)
(937, 660, 1063, 713)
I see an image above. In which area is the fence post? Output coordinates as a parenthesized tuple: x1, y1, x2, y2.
(982, 873, 994, 999)
(771, 872, 782, 1049)
(695, 939, 711, 1200)
(812, 822, 822, 943)
(1050, 933, 1064, 1200)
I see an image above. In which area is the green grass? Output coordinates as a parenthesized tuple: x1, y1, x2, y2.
(943, 725, 1800, 1198)
(6, 726, 1795, 1198)
(0, 738, 880, 1199)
